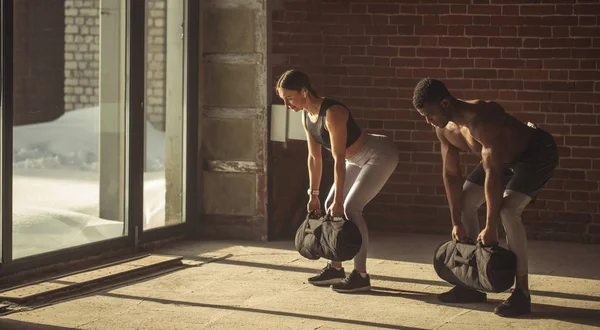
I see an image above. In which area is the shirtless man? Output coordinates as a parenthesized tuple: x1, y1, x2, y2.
(412, 78, 559, 317)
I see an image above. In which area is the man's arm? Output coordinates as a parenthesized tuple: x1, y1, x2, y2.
(303, 113, 322, 193)
(473, 108, 506, 240)
(436, 128, 463, 227)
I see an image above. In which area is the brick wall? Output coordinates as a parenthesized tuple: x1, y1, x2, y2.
(64, 0, 167, 130)
(13, 0, 65, 126)
(271, 0, 600, 243)
(64, 0, 99, 111)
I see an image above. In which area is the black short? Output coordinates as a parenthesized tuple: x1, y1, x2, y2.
(466, 128, 559, 199)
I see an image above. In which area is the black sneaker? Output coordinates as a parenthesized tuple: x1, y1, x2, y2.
(494, 288, 531, 317)
(307, 263, 345, 286)
(331, 270, 371, 293)
(438, 285, 487, 303)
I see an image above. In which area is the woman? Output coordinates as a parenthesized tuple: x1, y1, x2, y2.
(276, 69, 399, 293)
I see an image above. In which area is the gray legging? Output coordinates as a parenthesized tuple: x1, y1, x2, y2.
(462, 181, 531, 277)
(324, 134, 399, 271)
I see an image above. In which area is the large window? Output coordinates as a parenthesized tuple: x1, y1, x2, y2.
(0, 0, 198, 272)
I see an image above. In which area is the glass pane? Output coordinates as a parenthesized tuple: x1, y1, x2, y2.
(12, 0, 128, 258)
(143, 0, 186, 230)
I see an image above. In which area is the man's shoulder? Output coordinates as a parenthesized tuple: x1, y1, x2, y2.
(470, 101, 506, 127)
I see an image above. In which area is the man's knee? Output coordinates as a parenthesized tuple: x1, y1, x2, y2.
(500, 190, 531, 222)
(462, 181, 485, 209)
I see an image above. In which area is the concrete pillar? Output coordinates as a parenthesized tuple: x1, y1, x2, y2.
(98, 0, 126, 221)
(164, 0, 185, 225)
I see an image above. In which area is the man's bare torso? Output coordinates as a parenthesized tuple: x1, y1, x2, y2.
(437, 100, 534, 163)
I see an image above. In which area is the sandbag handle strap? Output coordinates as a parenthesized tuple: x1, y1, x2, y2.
(325, 212, 347, 222)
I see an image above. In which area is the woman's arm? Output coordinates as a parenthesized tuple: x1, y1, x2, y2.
(303, 113, 322, 196)
(325, 105, 349, 216)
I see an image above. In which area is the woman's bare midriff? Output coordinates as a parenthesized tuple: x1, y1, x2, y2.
(345, 131, 366, 160)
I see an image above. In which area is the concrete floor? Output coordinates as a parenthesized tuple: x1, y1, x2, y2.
(1, 232, 599, 329)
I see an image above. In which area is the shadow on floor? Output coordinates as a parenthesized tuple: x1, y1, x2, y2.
(184, 254, 600, 304)
(356, 287, 600, 328)
(0, 319, 75, 329)
(101, 292, 425, 330)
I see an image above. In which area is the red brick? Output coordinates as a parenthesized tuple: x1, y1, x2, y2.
(579, 16, 597, 25)
(349, 26, 366, 35)
(520, 5, 556, 15)
(501, 5, 519, 15)
(555, 5, 573, 15)
(441, 58, 474, 68)
(417, 47, 450, 57)
(388, 37, 419, 46)
(587, 170, 600, 181)
(450, 4, 468, 13)
(365, 26, 398, 36)
(438, 27, 459, 38)
(438, 37, 471, 48)
(539, 189, 571, 201)
(574, 4, 600, 15)
(571, 26, 600, 37)
(471, 12, 490, 24)
(368, 4, 399, 14)
(391, 58, 423, 67)
(466, 26, 500, 36)
(342, 56, 373, 65)
(351, 4, 366, 14)
(366, 88, 397, 98)
(543, 59, 579, 69)
(560, 159, 592, 169)
(502, 48, 519, 58)
(415, 25, 448, 36)
(518, 26, 552, 38)
(322, 3, 350, 13)
(492, 59, 525, 68)
(447, 69, 464, 78)
(491, 15, 524, 26)
(367, 46, 398, 57)
(570, 92, 600, 104)
(491, 80, 523, 90)
(468, 48, 502, 58)
(522, 38, 540, 48)
(467, 5, 501, 15)
(385, 184, 419, 195)
(471, 80, 488, 89)
(390, 15, 423, 25)
(398, 48, 417, 57)
(566, 136, 590, 147)
(520, 49, 571, 59)
(571, 49, 600, 59)
(423, 58, 441, 68)
(372, 37, 389, 46)
(576, 103, 595, 113)
(445, 79, 474, 90)
(412, 68, 447, 79)
(471, 37, 489, 47)
(572, 147, 600, 159)
(450, 48, 468, 57)
(489, 37, 522, 48)
(564, 180, 598, 191)
(500, 27, 518, 36)
(416, 5, 451, 15)
(424, 15, 441, 25)
(541, 16, 579, 26)
(440, 15, 472, 25)
(340, 76, 372, 87)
